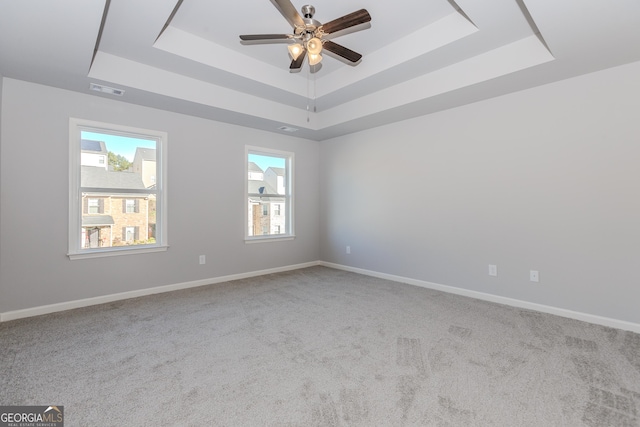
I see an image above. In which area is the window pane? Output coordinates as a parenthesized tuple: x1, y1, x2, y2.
(81, 132, 157, 189)
(247, 149, 291, 239)
(78, 131, 157, 249)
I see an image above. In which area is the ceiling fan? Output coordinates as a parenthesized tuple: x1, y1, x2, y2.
(239, 0, 372, 71)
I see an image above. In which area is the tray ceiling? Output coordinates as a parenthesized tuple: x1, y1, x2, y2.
(1, 0, 639, 140)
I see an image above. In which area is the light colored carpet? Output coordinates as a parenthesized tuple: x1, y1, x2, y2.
(1, 266, 639, 426)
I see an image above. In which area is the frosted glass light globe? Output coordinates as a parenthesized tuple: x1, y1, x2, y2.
(306, 37, 322, 55)
(308, 53, 322, 66)
(287, 43, 303, 60)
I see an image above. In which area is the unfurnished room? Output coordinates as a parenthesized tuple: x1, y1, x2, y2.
(1, 0, 639, 425)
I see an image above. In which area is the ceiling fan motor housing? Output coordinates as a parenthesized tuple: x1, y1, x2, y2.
(301, 5, 315, 18)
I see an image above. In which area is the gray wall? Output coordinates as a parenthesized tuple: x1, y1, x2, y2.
(0, 78, 320, 313)
(3, 60, 640, 325)
(0, 73, 3, 303)
(320, 60, 640, 324)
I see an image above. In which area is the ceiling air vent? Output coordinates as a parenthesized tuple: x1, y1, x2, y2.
(90, 83, 125, 96)
(278, 126, 298, 133)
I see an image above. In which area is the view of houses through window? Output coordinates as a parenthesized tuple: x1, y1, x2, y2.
(79, 131, 157, 249)
(247, 149, 292, 238)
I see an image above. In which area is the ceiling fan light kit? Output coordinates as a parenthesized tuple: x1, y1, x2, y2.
(239, 0, 371, 72)
(306, 37, 323, 55)
(308, 53, 322, 66)
(287, 43, 304, 60)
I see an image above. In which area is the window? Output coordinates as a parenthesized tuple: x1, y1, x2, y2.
(87, 198, 100, 214)
(246, 146, 293, 241)
(68, 118, 168, 259)
(124, 199, 138, 213)
(124, 226, 138, 242)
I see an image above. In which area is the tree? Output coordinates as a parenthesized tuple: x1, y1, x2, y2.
(108, 151, 132, 171)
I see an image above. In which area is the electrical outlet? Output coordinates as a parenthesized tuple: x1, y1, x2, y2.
(199, 255, 206, 265)
(346, 246, 351, 254)
(488, 264, 497, 277)
(530, 270, 539, 282)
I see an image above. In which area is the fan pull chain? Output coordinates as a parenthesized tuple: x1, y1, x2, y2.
(313, 70, 317, 113)
(307, 65, 311, 123)
(306, 65, 317, 123)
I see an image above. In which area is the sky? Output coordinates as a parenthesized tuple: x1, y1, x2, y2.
(82, 131, 156, 161)
(248, 153, 285, 171)
(83, 130, 284, 170)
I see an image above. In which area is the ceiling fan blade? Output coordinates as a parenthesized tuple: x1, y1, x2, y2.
(319, 9, 371, 35)
(240, 34, 292, 41)
(322, 41, 362, 63)
(290, 49, 307, 71)
(270, 0, 305, 29)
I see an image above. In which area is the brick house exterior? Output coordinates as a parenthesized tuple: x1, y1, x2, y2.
(82, 195, 149, 247)
(80, 139, 152, 248)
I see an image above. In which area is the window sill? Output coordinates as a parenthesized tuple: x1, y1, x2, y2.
(245, 235, 295, 244)
(68, 245, 168, 260)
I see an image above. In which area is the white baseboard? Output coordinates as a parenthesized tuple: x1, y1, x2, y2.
(319, 261, 640, 334)
(3, 260, 640, 334)
(0, 261, 320, 322)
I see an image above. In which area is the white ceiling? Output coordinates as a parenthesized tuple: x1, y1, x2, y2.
(1, 0, 639, 140)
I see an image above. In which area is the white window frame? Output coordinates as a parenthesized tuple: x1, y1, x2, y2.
(245, 146, 294, 243)
(68, 118, 168, 259)
(125, 199, 136, 213)
(88, 198, 100, 214)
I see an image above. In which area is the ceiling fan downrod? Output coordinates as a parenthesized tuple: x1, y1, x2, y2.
(301, 5, 315, 19)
